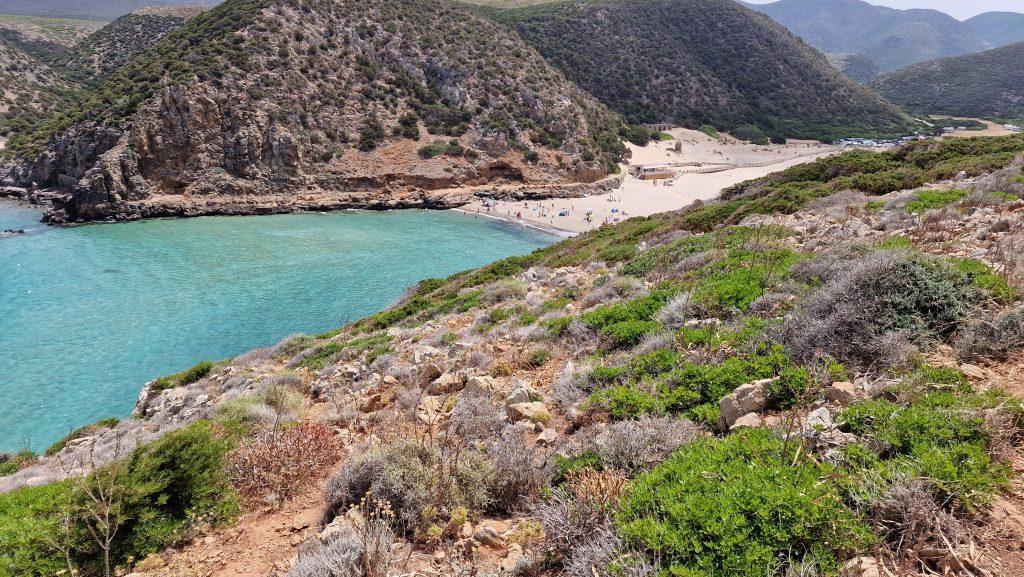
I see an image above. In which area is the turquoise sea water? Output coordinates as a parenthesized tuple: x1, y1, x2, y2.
(0, 201, 555, 452)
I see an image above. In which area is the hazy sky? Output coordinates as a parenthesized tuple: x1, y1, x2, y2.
(744, 0, 1024, 19)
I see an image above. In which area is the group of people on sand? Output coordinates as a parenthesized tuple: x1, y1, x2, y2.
(474, 197, 629, 230)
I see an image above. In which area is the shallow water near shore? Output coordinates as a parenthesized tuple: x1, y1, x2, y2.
(0, 201, 555, 452)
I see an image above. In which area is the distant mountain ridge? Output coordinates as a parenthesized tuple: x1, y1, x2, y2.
(871, 41, 1024, 119)
(0, 0, 212, 21)
(965, 11, 1024, 48)
(744, 0, 1019, 77)
(486, 0, 912, 141)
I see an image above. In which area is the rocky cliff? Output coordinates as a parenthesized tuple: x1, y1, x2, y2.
(1, 0, 626, 222)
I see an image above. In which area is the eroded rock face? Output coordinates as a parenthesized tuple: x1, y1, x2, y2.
(6, 0, 625, 223)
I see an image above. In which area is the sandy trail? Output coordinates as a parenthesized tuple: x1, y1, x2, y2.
(458, 128, 838, 235)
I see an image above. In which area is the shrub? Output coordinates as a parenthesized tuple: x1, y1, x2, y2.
(905, 189, 967, 213)
(214, 396, 277, 431)
(591, 345, 805, 420)
(617, 429, 871, 577)
(287, 516, 394, 577)
(322, 442, 493, 537)
(152, 360, 215, 391)
(949, 258, 1016, 304)
(698, 125, 719, 139)
(731, 124, 768, 145)
(295, 342, 343, 371)
(955, 307, 1024, 361)
(0, 481, 76, 576)
(778, 250, 983, 369)
(543, 316, 573, 337)
(655, 293, 693, 331)
(838, 390, 1011, 506)
(592, 416, 701, 474)
(108, 422, 239, 561)
(486, 429, 550, 514)
(229, 423, 339, 506)
(448, 391, 505, 441)
(323, 444, 433, 535)
(526, 348, 550, 367)
(1, 422, 238, 575)
(357, 116, 387, 151)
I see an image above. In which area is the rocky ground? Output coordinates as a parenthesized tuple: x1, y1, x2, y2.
(6, 155, 1024, 577)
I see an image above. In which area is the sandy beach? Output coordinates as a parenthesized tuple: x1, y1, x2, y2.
(458, 128, 838, 235)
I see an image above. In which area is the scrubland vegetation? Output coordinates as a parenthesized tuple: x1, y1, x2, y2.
(872, 41, 1024, 119)
(3, 0, 1024, 568)
(487, 0, 914, 142)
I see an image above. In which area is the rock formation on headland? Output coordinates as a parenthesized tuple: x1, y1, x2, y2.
(0, 0, 626, 222)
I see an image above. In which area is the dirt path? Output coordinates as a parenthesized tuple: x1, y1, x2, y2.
(134, 481, 328, 577)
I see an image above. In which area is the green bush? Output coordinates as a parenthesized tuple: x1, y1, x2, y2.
(581, 289, 674, 348)
(295, 342, 343, 371)
(950, 258, 1016, 304)
(543, 316, 572, 337)
(357, 116, 387, 151)
(0, 481, 75, 577)
(838, 388, 1013, 505)
(552, 451, 603, 485)
(905, 189, 967, 213)
(0, 422, 238, 576)
(601, 319, 662, 348)
(698, 124, 719, 139)
(731, 124, 769, 145)
(526, 348, 550, 367)
(107, 421, 239, 561)
(618, 429, 870, 577)
(152, 360, 215, 392)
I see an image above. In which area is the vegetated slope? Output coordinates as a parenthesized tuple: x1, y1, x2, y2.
(488, 0, 912, 142)
(0, 0, 626, 223)
(0, 38, 73, 144)
(965, 11, 1024, 48)
(4, 135, 1024, 577)
(0, 13, 102, 61)
(0, 0, 213, 21)
(746, 0, 990, 76)
(871, 42, 1024, 119)
(54, 9, 203, 86)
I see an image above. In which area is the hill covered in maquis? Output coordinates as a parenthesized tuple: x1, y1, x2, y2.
(746, 0, 991, 76)
(871, 41, 1024, 120)
(483, 0, 913, 143)
(1, 0, 626, 222)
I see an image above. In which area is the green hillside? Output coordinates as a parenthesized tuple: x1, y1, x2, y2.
(485, 0, 913, 142)
(871, 41, 1024, 119)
